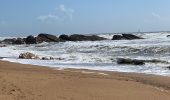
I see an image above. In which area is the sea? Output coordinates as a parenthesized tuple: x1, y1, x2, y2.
(1, 32, 170, 76)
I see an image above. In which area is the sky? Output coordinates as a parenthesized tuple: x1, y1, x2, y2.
(0, 0, 170, 36)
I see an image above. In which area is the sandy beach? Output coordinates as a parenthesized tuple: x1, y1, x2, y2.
(0, 61, 169, 100)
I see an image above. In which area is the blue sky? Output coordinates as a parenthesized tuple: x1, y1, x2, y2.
(0, 0, 170, 36)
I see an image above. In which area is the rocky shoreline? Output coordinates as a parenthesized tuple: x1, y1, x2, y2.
(0, 33, 143, 45)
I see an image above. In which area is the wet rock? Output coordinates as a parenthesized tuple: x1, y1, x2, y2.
(2, 38, 25, 45)
(117, 58, 145, 65)
(122, 34, 143, 40)
(2, 38, 16, 44)
(112, 34, 143, 40)
(36, 33, 61, 43)
(69, 34, 106, 41)
(12, 38, 25, 44)
(166, 66, 170, 70)
(144, 59, 169, 64)
(59, 34, 70, 41)
(42, 56, 54, 60)
(50, 57, 54, 60)
(55, 57, 64, 60)
(167, 35, 170, 37)
(25, 35, 37, 44)
(19, 52, 39, 59)
(112, 35, 124, 40)
(41, 57, 49, 60)
(0, 44, 6, 47)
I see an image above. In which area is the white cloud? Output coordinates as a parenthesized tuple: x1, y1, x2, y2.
(37, 4, 74, 23)
(58, 4, 75, 21)
(37, 14, 60, 22)
(152, 12, 161, 19)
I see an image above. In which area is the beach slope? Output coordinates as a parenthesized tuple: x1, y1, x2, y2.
(0, 61, 170, 100)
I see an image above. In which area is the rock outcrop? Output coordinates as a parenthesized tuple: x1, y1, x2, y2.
(12, 38, 25, 44)
(112, 34, 143, 40)
(112, 35, 124, 40)
(2, 38, 25, 45)
(59, 34, 70, 41)
(36, 33, 61, 43)
(19, 52, 39, 59)
(69, 34, 106, 41)
(59, 34, 107, 41)
(25, 35, 37, 44)
(2, 38, 17, 44)
(122, 34, 142, 40)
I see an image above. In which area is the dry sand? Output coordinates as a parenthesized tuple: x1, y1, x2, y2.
(0, 61, 170, 100)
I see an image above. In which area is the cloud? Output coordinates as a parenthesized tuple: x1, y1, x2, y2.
(151, 12, 161, 19)
(37, 14, 60, 22)
(37, 4, 74, 23)
(57, 4, 75, 21)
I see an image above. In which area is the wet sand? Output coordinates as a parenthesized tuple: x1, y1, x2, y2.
(0, 61, 170, 100)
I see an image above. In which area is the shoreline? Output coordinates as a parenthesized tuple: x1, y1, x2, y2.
(0, 60, 170, 100)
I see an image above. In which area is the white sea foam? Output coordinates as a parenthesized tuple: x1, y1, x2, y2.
(1, 32, 170, 76)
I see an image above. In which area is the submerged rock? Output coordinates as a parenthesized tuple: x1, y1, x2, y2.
(41, 57, 50, 60)
(117, 58, 145, 65)
(144, 59, 169, 64)
(117, 58, 169, 65)
(41, 57, 55, 60)
(19, 52, 39, 59)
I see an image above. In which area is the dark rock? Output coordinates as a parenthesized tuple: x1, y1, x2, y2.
(167, 35, 170, 37)
(25, 35, 37, 44)
(117, 58, 145, 65)
(2, 38, 25, 45)
(19, 52, 39, 59)
(112, 35, 124, 40)
(144, 59, 169, 64)
(0, 44, 6, 47)
(122, 34, 142, 40)
(55, 57, 64, 60)
(36, 33, 61, 43)
(41, 57, 54, 60)
(41, 57, 49, 60)
(12, 38, 25, 44)
(2, 38, 16, 44)
(166, 66, 170, 70)
(69, 34, 106, 41)
(59, 34, 70, 41)
(112, 34, 143, 40)
(50, 57, 54, 60)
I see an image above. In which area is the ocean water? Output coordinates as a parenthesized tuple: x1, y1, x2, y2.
(1, 32, 170, 76)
